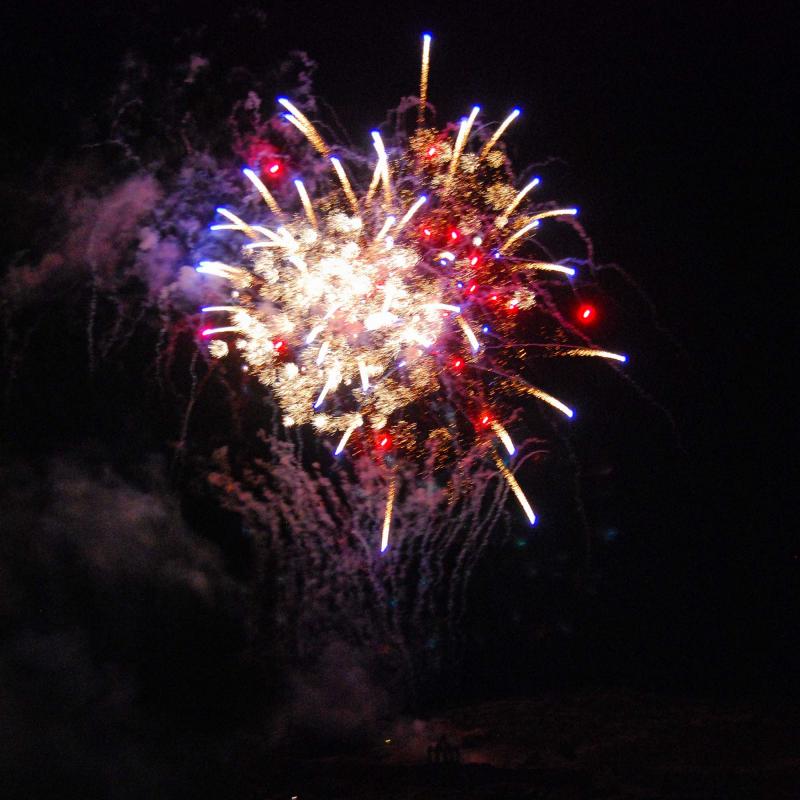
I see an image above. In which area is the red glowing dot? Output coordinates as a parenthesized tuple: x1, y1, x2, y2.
(423, 228, 432, 237)
(578, 304, 596, 323)
(468, 283, 478, 294)
(490, 294, 498, 302)
(273, 340, 285, 350)
(376, 432, 393, 450)
(453, 357, 463, 370)
(470, 255, 479, 266)
(480, 413, 491, 427)
(449, 229, 460, 241)
(427, 146, 437, 157)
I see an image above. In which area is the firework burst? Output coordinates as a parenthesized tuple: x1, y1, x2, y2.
(197, 35, 627, 550)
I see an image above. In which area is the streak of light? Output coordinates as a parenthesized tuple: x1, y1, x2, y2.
(294, 180, 318, 228)
(335, 416, 364, 455)
(495, 178, 540, 228)
(493, 450, 536, 525)
(456, 316, 480, 353)
(418, 34, 432, 127)
(480, 108, 521, 157)
(329, 156, 360, 215)
(490, 420, 516, 455)
(381, 474, 397, 552)
(242, 168, 282, 215)
(394, 196, 427, 232)
(277, 98, 329, 156)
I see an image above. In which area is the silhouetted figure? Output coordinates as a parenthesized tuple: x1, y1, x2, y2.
(427, 733, 461, 764)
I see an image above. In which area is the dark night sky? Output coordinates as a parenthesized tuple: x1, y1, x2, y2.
(0, 0, 795, 781)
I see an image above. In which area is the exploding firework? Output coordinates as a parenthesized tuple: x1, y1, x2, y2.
(197, 34, 627, 551)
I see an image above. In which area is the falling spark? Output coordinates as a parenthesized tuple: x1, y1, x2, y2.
(492, 450, 536, 525)
(516, 384, 575, 418)
(329, 156, 360, 215)
(480, 107, 521, 157)
(525, 207, 578, 222)
(394, 195, 427, 233)
(499, 219, 540, 253)
(381, 474, 397, 552)
(334, 416, 363, 455)
(561, 348, 628, 363)
(490, 420, 516, 455)
(242, 168, 282, 216)
(294, 180, 318, 228)
(196, 261, 245, 279)
(358, 359, 370, 391)
(371, 131, 393, 207)
(456, 315, 480, 353)
(522, 261, 576, 276)
(375, 215, 396, 242)
(418, 33, 432, 127)
(496, 178, 540, 228)
(278, 98, 330, 156)
(446, 105, 480, 188)
(215, 208, 258, 240)
(201, 326, 243, 337)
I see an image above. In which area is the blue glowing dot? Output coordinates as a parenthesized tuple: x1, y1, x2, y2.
(456, 281, 464, 289)
(482, 325, 490, 333)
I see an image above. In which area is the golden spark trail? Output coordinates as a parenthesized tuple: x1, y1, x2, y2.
(560, 348, 628, 362)
(371, 131, 393, 207)
(524, 207, 578, 223)
(196, 261, 245, 279)
(496, 178, 540, 228)
(516, 384, 575, 418)
(490, 420, 516, 455)
(201, 326, 243, 336)
(215, 208, 259, 240)
(418, 33, 432, 127)
(456, 316, 480, 353)
(480, 107, 521, 157)
(242, 168, 282, 216)
(329, 156, 360, 215)
(375, 215, 396, 242)
(277, 98, 330, 156)
(381, 474, 397, 552)
(394, 196, 427, 233)
(521, 261, 576, 276)
(492, 450, 536, 525)
(334, 416, 363, 455)
(293, 180, 318, 229)
(446, 106, 480, 188)
(499, 219, 540, 253)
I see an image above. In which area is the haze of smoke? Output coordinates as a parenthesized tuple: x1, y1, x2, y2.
(0, 455, 269, 798)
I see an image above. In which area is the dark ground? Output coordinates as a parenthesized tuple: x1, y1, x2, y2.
(254, 691, 799, 799)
